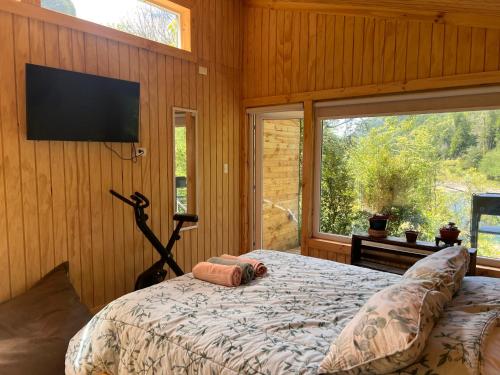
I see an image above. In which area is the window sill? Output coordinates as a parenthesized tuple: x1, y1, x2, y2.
(3, 0, 196, 62)
(307, 237, 500, 278)
(476, 264, 500, 278)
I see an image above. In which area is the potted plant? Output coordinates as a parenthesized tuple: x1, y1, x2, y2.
(439, 222, 461, 242)
(405, 229, 419, 243)
(369, 214, 389, 231)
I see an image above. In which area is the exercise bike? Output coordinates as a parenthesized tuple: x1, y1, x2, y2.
(110, 190, 198, 291)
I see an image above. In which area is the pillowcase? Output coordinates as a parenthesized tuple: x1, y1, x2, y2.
(0, 262, 91, 375)
(318, 280, 449, 375)
(392, 309, 499, 375)
(403, 246, 470, 297)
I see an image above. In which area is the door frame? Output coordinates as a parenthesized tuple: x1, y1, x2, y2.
(248, 108, 304, 250)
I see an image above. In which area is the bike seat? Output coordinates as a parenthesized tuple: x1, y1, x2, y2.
(173, 213, 199, 223)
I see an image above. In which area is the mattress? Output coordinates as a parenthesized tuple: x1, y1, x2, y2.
(66, 250, 500, 375)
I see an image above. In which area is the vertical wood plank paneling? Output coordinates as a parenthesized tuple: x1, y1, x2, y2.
(283, 10, 293, 94)
(72, 29, 94, 307)
(324, 15, 335, 89)
(44, 23, 68, 268)
(394, 20, 408, 82)
(0, 84, 11, 301)
(485, 29, 500, 71)
(333, 15, 344, 88)
(85, 34, 105, 308)
(430, 23, 445, 77)
(307, 12, 317, 92)
(372, 18, 385, 84)
(118, 42, 134, 292)
(96, 36, 114, 304)
(59, 26, 82, 297)
(29, 18, 55, 280)
(315, 14, 326, 91)
(406, 21, 420, 80)
(108, 40, 126, 297)
(3, 0, 243, 307)
(383, 19, 396, 83)
(470, 27, 486, 73)
(261, 7, 269, 97)
(275, 9, 284, 95)
(417, 22, 432, 79)
(352, 17, 364, 87)
(0, 12, 26, 297)
(268, 9, 277, 96)
(342, 16, 354, 88)
(443, 24, 458, 76)
(361, 18, 374, 85)
(13, 15, 41, 290)
(298, 12, 309, 93)
(456, 26, 472, 74)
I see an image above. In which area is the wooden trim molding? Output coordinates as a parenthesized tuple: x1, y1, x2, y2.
(243, 71, 500, 108)
(244, 0, 500, 30)
(300, 100, 314, 256)
(3, 0, 196, 61)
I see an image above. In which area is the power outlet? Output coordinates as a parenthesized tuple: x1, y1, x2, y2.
(136, 147, 147, 157)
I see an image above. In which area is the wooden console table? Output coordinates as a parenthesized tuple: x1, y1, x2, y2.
(351, 234, 477, 276)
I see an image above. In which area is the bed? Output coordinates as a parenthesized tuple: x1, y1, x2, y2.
(66, 250, 500, 375)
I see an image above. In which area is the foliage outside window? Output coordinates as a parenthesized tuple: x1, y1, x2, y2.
(318, 110, 500, 259)
(41, 0, 182, 49)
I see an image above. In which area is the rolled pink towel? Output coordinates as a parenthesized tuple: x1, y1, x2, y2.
(192, 262, 242, 287)
(221, 254, 268, 277)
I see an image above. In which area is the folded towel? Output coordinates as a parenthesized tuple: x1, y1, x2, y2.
(221, 254, 268, 277)
(192, 262, 242, 287)
(207, 257, 255, 284)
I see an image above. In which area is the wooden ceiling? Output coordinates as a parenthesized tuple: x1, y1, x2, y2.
(245, 0, 500, 29)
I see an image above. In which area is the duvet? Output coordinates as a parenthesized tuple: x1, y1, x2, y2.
(66, 250, 499, 375)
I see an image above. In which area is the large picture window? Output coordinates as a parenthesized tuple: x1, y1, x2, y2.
(314, 89, 500, 262)
(40, 0, 190, 50)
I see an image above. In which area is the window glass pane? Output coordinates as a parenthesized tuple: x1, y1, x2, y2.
(319, 110, 500, 259)
(41, 0, 180, 48)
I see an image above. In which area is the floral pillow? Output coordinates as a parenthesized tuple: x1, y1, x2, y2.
(318, 280, 450, 375)
(393, 309, 499, 375)
(403, 246, 470, 297)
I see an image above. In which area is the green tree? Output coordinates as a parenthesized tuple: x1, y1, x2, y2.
(449, 113, 476, 158)
(319, 128, 355, 235)
(479, 146, 500, 180)
(41, 0, 76, 16)
(113, 3, 179, 47)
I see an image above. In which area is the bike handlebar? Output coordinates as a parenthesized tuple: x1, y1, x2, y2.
(110, 189, 149, 209)
(110, 189, 135, 206)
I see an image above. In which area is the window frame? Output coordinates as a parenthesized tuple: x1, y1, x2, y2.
(312, 86, 500, 266)
(15, 0, 194, 58)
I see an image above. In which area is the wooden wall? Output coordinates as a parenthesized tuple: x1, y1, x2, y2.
(0, 0, 242, 309)
(243, 6, 500, 100)
(241, 1, 500, 265)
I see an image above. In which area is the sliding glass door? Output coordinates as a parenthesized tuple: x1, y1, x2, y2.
(252, 111, 304, 252)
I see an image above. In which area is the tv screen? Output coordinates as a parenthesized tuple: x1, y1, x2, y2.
(26, 63, 140, 142)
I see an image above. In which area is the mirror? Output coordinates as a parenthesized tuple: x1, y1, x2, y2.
(173, 108, 197, 227)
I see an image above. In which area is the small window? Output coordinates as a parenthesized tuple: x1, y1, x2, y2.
(41, 0, 190, 50)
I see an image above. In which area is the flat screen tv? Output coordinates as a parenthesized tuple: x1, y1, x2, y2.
(26, 63, 140, 142)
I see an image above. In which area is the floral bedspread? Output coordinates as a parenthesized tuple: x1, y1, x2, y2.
(65, 251, 500, 375)
(66, 250, 400, 374)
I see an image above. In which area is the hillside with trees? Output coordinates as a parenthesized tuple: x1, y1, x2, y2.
(320, 110, 500, 258)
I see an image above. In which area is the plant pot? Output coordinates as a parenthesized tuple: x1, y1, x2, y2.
(369, 215, 389, 231)
(439, 228, 460, 242)
(405, 230, 419, 243)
